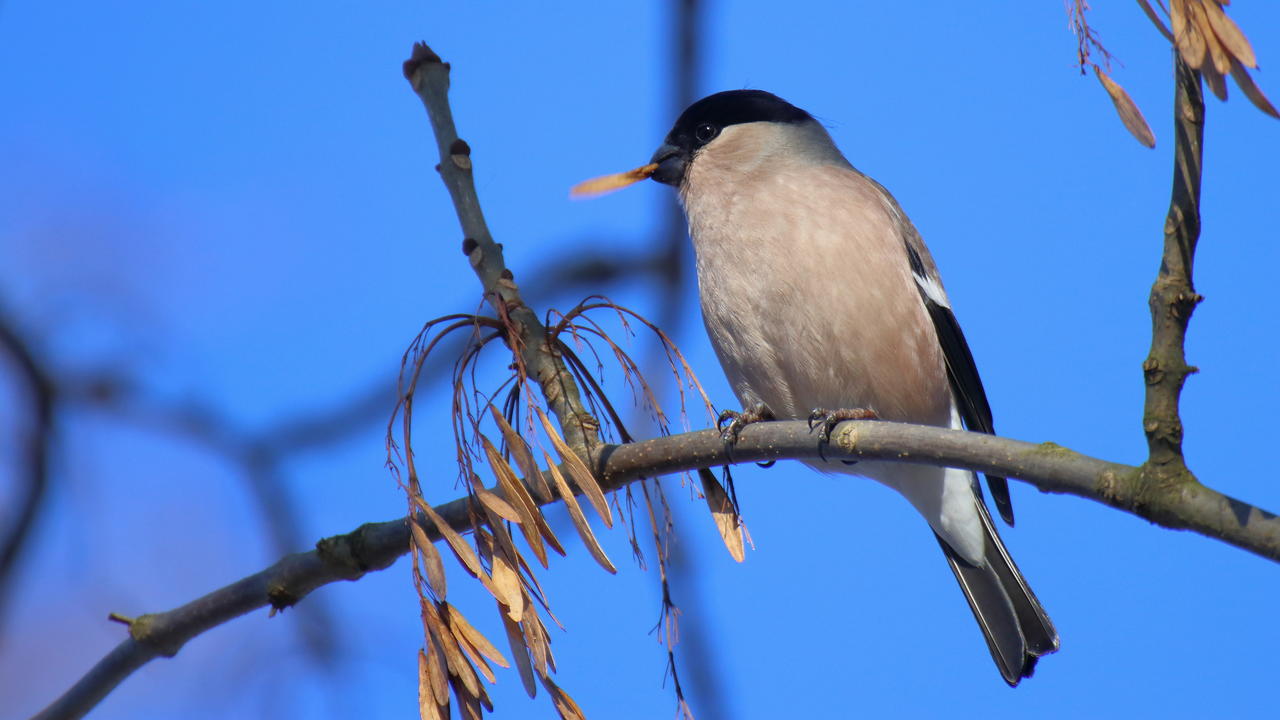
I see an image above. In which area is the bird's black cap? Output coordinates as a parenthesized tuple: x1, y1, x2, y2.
(650, 90, 811, 185)
(671, 90, 811, 139)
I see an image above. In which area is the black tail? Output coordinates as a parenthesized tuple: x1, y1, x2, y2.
(935, 500, 1058, 686)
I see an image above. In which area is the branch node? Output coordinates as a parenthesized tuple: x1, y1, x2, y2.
(1097, 470, 1121, 503)
(316, 531, 371, 580)
(1032, 441, 1072, 456)
(106, 612, 135, 626)
(128, 614, 185, 658)
(449, 138, 473, 170)
(833, 422, 861, 454)
(402, 42, 446, 85)
(266, 582, 301, 613)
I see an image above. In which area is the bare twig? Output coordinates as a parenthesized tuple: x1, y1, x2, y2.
(1138, 55, 1205, 501)
(1143, 53, 1203, 462)
(402, 43, 601, 460)
(31, 418, 1280, 720)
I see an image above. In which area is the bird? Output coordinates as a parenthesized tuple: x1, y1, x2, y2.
(646, 89, 1059, 685)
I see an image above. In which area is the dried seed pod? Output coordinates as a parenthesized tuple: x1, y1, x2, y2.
(570, 163, 659, 198)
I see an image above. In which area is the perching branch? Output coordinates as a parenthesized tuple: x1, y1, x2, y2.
(30, 417, 1280, 720)
(402, 43, 601, 460)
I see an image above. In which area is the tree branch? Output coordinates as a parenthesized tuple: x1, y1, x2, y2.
(1141, 55, 1204, 474)
(0, 313, 55, 629)
(30, 418, 1280, 720)
(1133, 53, 1225, 543)
(401, 43, 602, 459)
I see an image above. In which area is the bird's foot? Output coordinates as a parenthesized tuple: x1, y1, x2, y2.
(717, 405, 774, 457)
(807, 407, 878, 461)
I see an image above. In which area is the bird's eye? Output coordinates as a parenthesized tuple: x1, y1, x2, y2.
(694, 123, 719, 144)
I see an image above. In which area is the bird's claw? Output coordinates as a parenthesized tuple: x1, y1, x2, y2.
(717, 405, 774, 453)
(808, 407, 878, 461)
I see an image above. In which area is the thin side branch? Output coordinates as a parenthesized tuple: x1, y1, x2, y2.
(401, 43, 601, 459)
(1143, 54, 1204, 467)
(1139, 55, 1207, 503)
(32, 419, 1280, 720)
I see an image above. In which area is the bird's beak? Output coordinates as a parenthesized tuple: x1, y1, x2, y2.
(648, 143, 687, 186)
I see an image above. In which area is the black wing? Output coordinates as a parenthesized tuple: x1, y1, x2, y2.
(905, 242, 1015, 526)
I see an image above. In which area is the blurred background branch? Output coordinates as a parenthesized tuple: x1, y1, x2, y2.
(0, 303, 403, 660)
(0, 308, 54, 626)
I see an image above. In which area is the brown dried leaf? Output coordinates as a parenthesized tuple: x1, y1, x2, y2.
(474, 485, 523, 525)
(418, 649, 445, 720)
(1173, 0, 1207, 69)
(415, 496, 486, 582)
(485, 517, 522, 575)
(445, 644, 483, 700)
(475, 673, 494, 713)
(501, 609, 537, 698)
(1191, 0, 1231, 74)
(534, 406, 613, 527)
(1094, 65, 1157, 148)
(1171, 0, 1188, 49)
(523, 502, 566, 560)
(543, 450, 616, 573)
(424, 635, 450, 708)
(540, 676, 588, 720)
(489, 404, 554, 502)
(1205, 67, 1229, 101)
(569, 162, 659, 199)
(443, 602, 510, 668)
(522, 603, 550, 679)
(700, 469, 746, 563)
(481, 513, 543, 625)
(1230, 59, 1280, 119)
(450, 675, 484, 720)
(529, 602, 557, 673)
(410, 518, 448, 599)
(527, 502, 566, 559)
(451, 625, 497, 684)
(504, 453, 570, 556)
(1137, 0, 1175, 42)
(511, 548, 554, 617)
(491, 550, 525, 622)
(1202, 0, 1257, 68)
(474, 524, 494, 562)
(424, 602, 481, 699)
(482, 436, 556, 567)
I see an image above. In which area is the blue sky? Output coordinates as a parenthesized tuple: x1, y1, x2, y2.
(2, 2, 1278, 719)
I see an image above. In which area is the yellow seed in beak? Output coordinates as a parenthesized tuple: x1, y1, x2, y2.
(569, 163, 659, 198)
